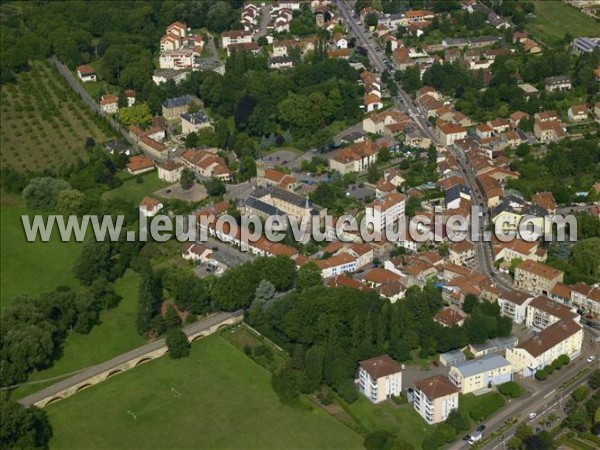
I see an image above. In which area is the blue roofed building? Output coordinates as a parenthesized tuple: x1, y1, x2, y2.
(448, 354, 513, 394)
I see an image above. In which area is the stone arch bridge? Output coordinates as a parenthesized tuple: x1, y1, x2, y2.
(19, 311, 243, 408)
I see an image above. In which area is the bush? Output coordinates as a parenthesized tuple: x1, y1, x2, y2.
(422, 430, 447, 450)
(364, 430, 395, 450)
(498, 381, 523, 398)
(165, 329, 190, 359)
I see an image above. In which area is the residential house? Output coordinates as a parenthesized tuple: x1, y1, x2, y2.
(181, 242, 213, 262)
(436, 121, 467, 146)
(419, 94, 444, 118)
(392, 47, 416, 70)
(514, 260, 564, 297)
(314, 253, 357, 278)
(570, 283, 600, 316)
(448, 240, 475, 266)
(157, 160, 184, 183)
(181, 111, 212, 134)
(100, 95, 118, 114)
(76, 65, 97, 82)
(346, 243, 374, 269)
(433, 307, 466, 327)
(256, 162, 297, 191)
(162, 95, 198, 121)
(363, 109, 412, 135)
(544, 76, 572, 92)
(517, 83, 539, 100)
(269, 56, 294, 69)
(139, 196, 163, 217)
(534, 119, 565, 143)
(531, 192, 557, 215)
(181, 148, 231, 182)
(449, 355, 512, 394)
(221, 30, 253, 48)
(493, 238, 546, 266)
(505, 320, 583, 377)
(329, 139, 379, 174)
(567, 104, 589, 122)
(358, 355, 403, 403)
(413, 375, 459, 425)
(126, 155, 155, 175)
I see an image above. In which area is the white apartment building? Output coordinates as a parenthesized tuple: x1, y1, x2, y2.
(413, 375, 459, 425)
(365, 193, 406, 234)
(358, 355, 403, 403)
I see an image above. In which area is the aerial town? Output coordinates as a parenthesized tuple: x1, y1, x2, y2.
(1, 1, 599, 449)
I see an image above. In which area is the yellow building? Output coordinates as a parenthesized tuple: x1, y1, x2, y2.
(448, 354, 512, 394)
(505, 320, 583, 378)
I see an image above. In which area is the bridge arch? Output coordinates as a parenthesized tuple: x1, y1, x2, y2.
(43, 396, 64, 407)
(135, 357, 153, 367)
(105, 368, 123, 379)
(76, 383, 93, 393)
(191, 332, 208, 342)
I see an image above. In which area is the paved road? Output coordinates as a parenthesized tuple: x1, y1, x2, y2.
(19, 311, 243, 407)
(253, 4, 272, 40)
(49, 56, 137, 148)
(470, 334, 599, 450)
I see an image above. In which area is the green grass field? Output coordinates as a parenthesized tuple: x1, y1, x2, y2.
(0, 60, 113, 173)
(13, 270, 145, 399)
(527, 1, 600, 43)
(46, 336, 363, 450)
(102, 171, 169, 204)
(0, 205, 82, 309)
(340, 395, 431, 448)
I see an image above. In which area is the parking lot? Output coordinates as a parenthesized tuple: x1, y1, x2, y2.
(263, 149, 299, 168)
(154, 182, 207, 202)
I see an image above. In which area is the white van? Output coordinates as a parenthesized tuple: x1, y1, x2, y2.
(468, 432, 482, 445)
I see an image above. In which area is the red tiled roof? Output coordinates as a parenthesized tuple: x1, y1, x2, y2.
(359, 354, 401, 379)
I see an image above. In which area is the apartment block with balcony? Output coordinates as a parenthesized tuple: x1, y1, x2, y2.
(514, 260, 564, 297)
(506, 320, 583, 377)
(524, 295, 579, 332)
(413, 375, 459, 425)
(357, 355, 403, 404)
(448, 354, 512, 394)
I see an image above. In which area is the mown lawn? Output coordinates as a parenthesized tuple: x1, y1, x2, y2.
(0, 205, 81, 309)
(527, 1, 600, 43)
(340, 395, 432, 448)
(46, 336, 363, 450)
(13, 270, 145, 399)
(0, 60, 113, 173)
(102, 171, 169, 204)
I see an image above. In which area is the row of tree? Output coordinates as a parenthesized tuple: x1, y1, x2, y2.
(249, 281, 512, 404)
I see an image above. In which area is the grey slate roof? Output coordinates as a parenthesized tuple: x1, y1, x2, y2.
(452, 354, 510, 377)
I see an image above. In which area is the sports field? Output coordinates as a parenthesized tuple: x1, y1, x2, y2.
(46, 336, 363, 450)
(0, 60, 113, 173)
(0, 205, 81, 309)
(527, 1, 600, 42)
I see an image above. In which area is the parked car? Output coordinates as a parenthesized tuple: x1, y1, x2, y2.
(462, 435, 471, 441)
(587, 355, 596, 363)
(476, 425, 486, 433)
(528, 412, 537, 419)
